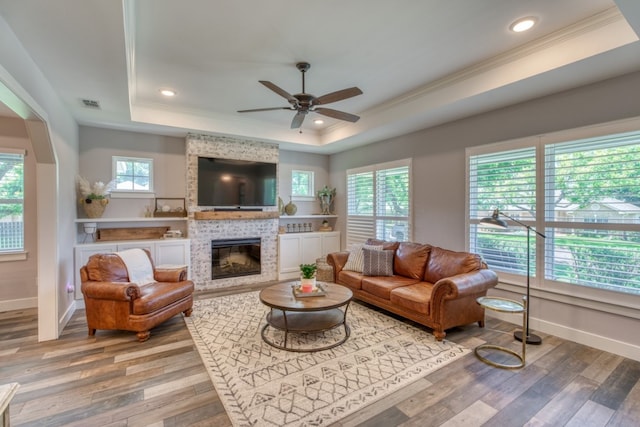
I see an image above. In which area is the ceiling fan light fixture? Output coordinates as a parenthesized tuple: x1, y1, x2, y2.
(510, 16, 537, 33)
(160, 89, 176, 97)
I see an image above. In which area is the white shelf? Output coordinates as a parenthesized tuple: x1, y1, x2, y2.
(75, 217, 188, 223)
(279, 215, 337, 219)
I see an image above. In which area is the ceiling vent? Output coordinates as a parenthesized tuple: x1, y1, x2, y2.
(81, 99, 101, 109)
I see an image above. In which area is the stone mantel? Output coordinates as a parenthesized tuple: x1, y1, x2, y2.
(193, 211, 279, 221)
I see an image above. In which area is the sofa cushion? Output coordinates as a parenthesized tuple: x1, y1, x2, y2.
(424, 246, 484, 284)
(337, 270, 365, 291)
(343, 243, 383, 273)
(362, 275, 421, 300)
(362, 248, 394, 276)
(393, 242, 431, 280)
(366, 238, 401, 252)
(390, 283, 433, 315)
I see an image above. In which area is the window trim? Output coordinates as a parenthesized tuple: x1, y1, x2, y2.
(466, 117, 640, 312)
(291, 169, 315, 201)
(346, 158, 412, 246)
(0, 148, 25, 256)
(111, 156, 154, 195)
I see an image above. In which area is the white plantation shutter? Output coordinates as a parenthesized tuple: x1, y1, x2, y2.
(0, 149, 25, 252)
(347, 159, 411, 245)
(544, 132, 640, 293)
(467, 129, 640, 295)
(468, 147, 537, 276)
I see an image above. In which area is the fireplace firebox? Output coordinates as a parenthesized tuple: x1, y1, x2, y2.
(211, 238, 261, 279)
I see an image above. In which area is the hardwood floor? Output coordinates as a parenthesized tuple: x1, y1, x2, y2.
(1, 286, 639, 426)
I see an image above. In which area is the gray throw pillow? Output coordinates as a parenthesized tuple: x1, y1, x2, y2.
(362, 248, 394, 276)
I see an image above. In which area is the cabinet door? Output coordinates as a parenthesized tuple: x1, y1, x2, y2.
(301, 234, 323, 264)
(322, 232, 341, 255)
(278, 235, 303, 277)
(74, 244, 117, 299)
(155, 240, 191, 270)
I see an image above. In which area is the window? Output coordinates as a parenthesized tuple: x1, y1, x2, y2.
(346, 159, 411, 246)
(0, 149, 24, 253)
(291, 170, 314, 200)
(112, 156, 153, 193)
(468, 129, 640, 296)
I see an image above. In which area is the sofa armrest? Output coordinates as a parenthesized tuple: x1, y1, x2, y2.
(432, 269, 498, 301)
(81, 281, 141, 301)
(327, 251, 350, 279)
(154, 266, 187, 282)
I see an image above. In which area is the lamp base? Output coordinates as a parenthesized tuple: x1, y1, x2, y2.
(514, 330, 542, 345)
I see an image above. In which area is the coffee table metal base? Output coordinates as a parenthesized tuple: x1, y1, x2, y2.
(261, 306, 351, 352)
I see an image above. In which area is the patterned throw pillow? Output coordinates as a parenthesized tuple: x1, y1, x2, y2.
(362, 248, 395, 276)
(343, 244, 383, 273)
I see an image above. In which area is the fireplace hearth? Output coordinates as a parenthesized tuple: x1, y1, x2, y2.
(211, 238, 261, 279)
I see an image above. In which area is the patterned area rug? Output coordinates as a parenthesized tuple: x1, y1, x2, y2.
(184, 290, 469, 426)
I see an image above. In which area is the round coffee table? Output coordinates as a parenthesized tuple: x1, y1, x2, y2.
(259, 282, 353, 352)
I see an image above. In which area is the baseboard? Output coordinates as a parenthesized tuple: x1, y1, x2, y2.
(59, 299, 77, 333)
(0, 297, 37, 312)
(486, 311, 640, 362)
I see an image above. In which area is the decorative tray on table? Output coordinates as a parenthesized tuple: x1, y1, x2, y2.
(292, 283, 327, 298)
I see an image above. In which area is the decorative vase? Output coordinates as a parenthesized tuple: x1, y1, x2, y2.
(278, 196, 285, 215)
(284, 197, 297, 216)
(300, 277, 316, 292)
(82, 198, 108, 218)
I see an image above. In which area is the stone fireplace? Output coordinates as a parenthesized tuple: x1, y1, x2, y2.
(186, 134, 279, 291)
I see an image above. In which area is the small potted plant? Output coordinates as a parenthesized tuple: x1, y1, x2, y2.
(299, 263, 318, 292)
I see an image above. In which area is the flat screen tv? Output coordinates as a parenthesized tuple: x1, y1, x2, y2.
(197, 157, 277, 208)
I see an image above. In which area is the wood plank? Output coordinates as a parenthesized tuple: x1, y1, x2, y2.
(193, 210, 279, 220)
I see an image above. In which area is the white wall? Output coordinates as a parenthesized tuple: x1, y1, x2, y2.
(329, 70, 640, 360)
(0, 14, 79, 340)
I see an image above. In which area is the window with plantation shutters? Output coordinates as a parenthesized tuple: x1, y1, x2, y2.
(467, 128, 640, 296)
(0, 149, 25, 252)
(544, 132, 640, 294)
(346, 159, 411, 247)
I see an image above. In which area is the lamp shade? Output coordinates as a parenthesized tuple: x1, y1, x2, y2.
(480, 209, 508, 229)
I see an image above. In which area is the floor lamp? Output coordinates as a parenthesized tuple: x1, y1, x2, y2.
(480, 209, 546, 345)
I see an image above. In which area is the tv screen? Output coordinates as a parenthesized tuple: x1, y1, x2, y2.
(197, 157, 277, 207)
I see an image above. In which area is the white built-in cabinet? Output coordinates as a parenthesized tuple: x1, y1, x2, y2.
(278, 231, 340, 280)
(73, 238, 191, 300)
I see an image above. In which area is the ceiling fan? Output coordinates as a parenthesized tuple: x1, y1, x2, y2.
(238, 62, 363, 129)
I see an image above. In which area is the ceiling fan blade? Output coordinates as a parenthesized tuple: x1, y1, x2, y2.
(259, 81, 297, 104)
(291, 111, 306, 129)
(237, 107, 292, 113)
(314, 107, 360, 123)
(314, 87, 363, 105)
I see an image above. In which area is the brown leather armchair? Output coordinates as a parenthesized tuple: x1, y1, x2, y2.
(80, 250, 194, 342)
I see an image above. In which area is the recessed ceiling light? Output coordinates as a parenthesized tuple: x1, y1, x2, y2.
(314, 119, 324, 125)
(160, 89, 176, 97)
(510, 17, 537, 33)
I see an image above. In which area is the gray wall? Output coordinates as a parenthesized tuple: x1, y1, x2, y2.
(329, 70, 640, 358)
(278, 149, 330, 216)
(79, 126, 187, 218)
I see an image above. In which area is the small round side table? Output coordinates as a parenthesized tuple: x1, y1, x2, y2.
(475, 296, 527, 369)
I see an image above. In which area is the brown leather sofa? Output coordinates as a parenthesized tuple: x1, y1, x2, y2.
(80, 250, 194, 342)
(327, 239, 498, 341)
